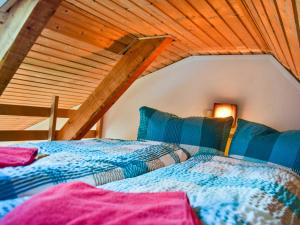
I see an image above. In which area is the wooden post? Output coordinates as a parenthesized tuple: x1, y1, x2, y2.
(96, 118, 103, 139)
(48, 96, 59, 141)
(57, 37, 172, 140)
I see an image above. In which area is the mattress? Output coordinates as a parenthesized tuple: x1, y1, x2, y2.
(0, 139, 190, 200)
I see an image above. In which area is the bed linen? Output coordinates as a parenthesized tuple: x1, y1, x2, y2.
(0, 139, 191, 200)
(1, 182, 201, 225)
(1, 151, 299, 224)
(0, 147, 38, 168)
(101, 152, 300, 225)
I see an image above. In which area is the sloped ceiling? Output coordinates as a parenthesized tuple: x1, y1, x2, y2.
(0, 0, 299, 130)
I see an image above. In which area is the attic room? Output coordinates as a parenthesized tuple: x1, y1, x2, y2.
(0, 0, 299, 224)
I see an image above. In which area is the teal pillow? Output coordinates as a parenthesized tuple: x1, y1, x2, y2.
(137, 106, 233, 152)
(229, 119, 300, 174)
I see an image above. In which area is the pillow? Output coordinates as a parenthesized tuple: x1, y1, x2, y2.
(229, 119, 300, 174)
(137, 106, 233, 152)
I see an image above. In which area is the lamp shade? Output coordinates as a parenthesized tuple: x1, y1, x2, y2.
(213, 103, 238, 127)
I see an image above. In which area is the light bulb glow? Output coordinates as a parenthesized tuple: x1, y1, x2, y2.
(212, 103, 238, 127)
(214, 106, 233, 118)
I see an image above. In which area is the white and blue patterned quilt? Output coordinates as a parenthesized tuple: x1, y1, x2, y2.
(0, 139, 191, 200)
(1, 150, 299, 224)
(101, 153, 300, 225)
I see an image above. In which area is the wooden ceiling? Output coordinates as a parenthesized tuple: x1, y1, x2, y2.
(0, 0, 299, 130)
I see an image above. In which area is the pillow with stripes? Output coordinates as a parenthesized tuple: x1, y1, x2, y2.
(229, 119, 300, 174)
(137, 106, 233, 153)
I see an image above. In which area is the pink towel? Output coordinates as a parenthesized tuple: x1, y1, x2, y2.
(1, 182, 202, 225)
(0, 147, 38, 168)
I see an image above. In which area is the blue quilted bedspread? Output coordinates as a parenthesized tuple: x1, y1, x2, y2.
(1, 149, 299, 224)
(0, 139, 191, 200)
(101, 153, 300, 225)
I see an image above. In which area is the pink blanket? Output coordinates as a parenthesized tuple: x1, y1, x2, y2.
(1, 182, 202, 225)
(0, 147, 38, 168)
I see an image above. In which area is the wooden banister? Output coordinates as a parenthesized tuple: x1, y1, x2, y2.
(0, 104, 76, 118)
(0, 130, 96, 142)
(48, 96, 59, 141)
(0, 100, 97, 142)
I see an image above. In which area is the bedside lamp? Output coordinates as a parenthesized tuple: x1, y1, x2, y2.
(212, 103, 238, 127)
(213, 103, 238, 156)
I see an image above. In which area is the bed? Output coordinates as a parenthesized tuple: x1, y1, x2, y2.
(0, 138, 191, 200)
(1, 150, 299, 224)
(1, 108, 299, 224)
(102, 151, 300, 225)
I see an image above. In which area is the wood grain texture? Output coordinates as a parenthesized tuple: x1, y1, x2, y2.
(0, 104, 75, 117)
(96, 118, 103, 138)
(0, 0, 62, 95)
(0, 130, 96, 141)
(57, 37, 172, 140)
(48, 96, 59, 140)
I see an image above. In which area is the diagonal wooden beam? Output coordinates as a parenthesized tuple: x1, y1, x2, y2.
(0, 0, 62, 95)
(57, 37, 172, 140)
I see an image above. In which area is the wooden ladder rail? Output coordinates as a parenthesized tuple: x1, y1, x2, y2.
(0, 98, 97, 142)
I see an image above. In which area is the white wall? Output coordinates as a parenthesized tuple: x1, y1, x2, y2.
(103, 55, 300, 140)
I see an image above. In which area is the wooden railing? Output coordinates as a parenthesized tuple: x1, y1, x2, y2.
(0, 96, 99, 141)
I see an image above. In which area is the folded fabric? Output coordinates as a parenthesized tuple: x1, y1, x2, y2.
(0, 147, 38, 168)
(1, 182, 201, 225)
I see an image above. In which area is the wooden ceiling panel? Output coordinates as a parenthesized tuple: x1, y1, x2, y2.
(0, 0, 299, 131)
(243, 0, 300, 79)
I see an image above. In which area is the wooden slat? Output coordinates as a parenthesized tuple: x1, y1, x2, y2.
(228, 0, 268, 52)
(261, 0, 297, 74)
(274, 0, 300, 75)
(0, 0, 62, 95)
(57, 37, 172, 140)
(47, 17, 126, 54)
(48, 96, 59, 140)
(41, 28, 122, 60)
(244, 0, 288, 65)
(0, 130, 96, 141)
(0, 130, 48, 141)
(0, 104, 75, 118)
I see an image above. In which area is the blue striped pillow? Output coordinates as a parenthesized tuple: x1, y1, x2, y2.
(137, 106, 233, 152)
(229, 119, 300, 174)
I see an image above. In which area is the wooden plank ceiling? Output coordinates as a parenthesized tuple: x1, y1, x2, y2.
(0, 0, 299, 130)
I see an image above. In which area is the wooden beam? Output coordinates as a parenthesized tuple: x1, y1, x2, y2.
(0, 0, 62, 95)
(57, 37, 172, 140)
(0, 104, 75, 118)
(96, 118, 103, 138)
(84, 130, 97, 139)
(0, 130, 48, 142)
(0, 130, 96, 142)
(48, 96, 59, 140)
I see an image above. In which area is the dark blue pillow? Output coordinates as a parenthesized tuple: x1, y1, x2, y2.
(229, 119, 300, 174)
(137, 106, 233, 152)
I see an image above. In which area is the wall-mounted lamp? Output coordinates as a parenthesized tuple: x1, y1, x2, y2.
(213, 103, 238, 127)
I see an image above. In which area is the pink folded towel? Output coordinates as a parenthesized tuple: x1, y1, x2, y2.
(1, 182, 202, 225)
(0, 147, 38, 168)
